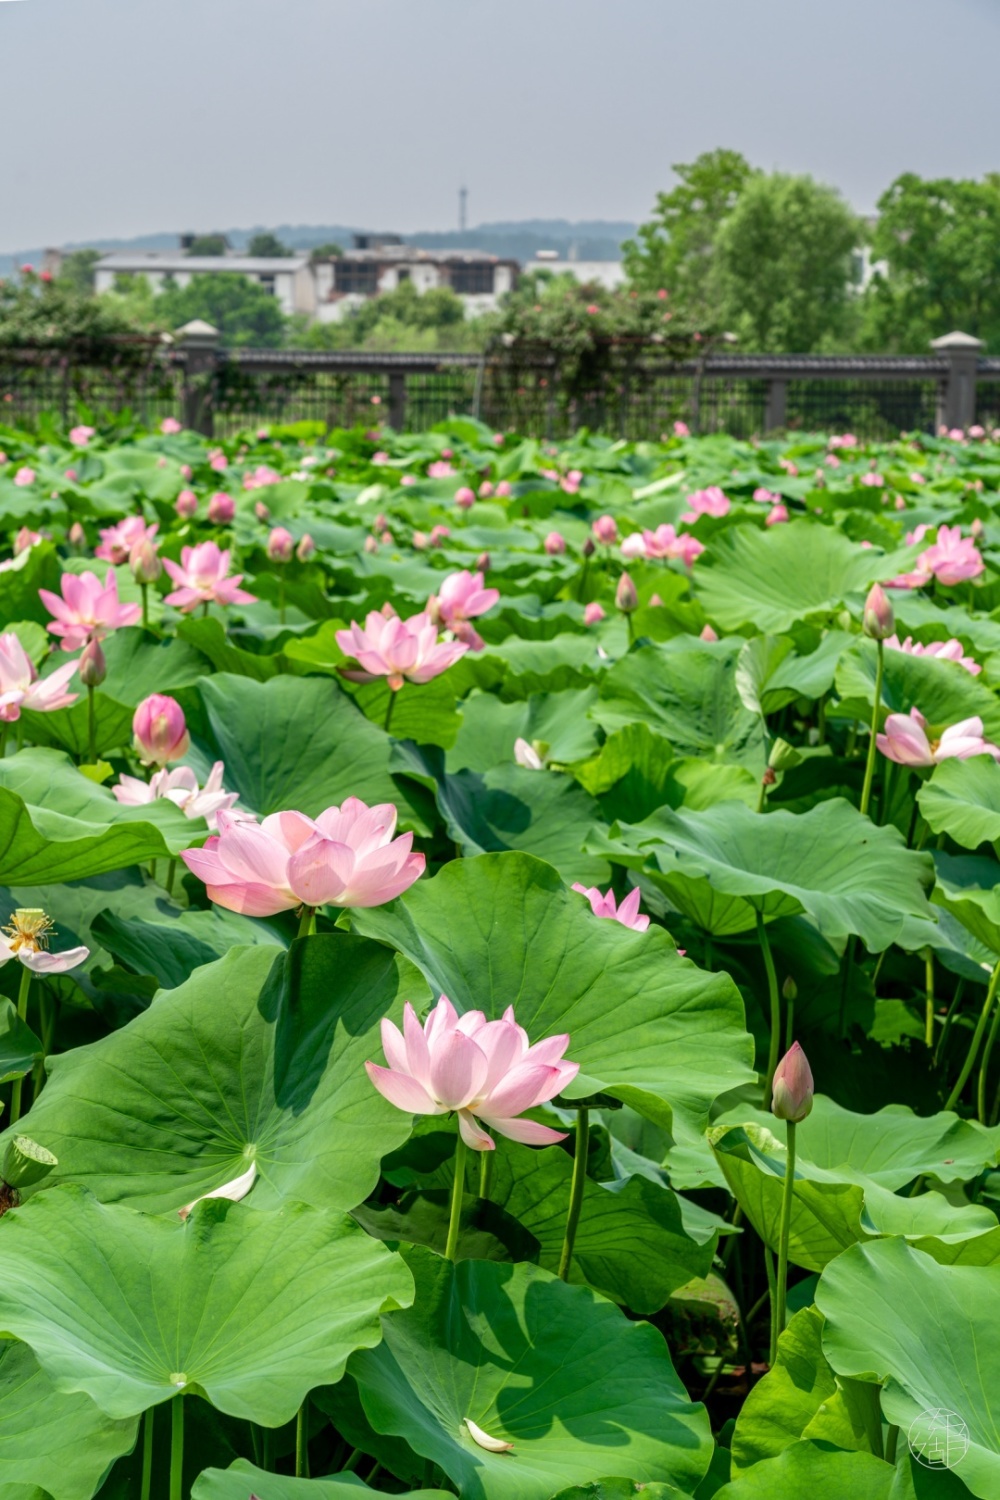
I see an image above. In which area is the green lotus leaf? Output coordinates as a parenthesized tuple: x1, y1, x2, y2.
(712, 1441, 947, 1499)
(0, 998, 40, 1084)
(931, 852, 1000, 955)
(590, 797, 935, 944)
(594, 639, 765, 767)
(0, 1338, 137, 1500)
(918, 757, 1000, 850)
(348, 1248, 714, 1500)
(818, 1237, 1000, 1500)
(834, 637, 1000, 740)
(446, 688, 601, 773)
(0, 1186, 412, 1424)
(7, 938, 424, 1213)
(731, 1306, 881, 1473)
(351, 852, 755, 1133)
(192, 1460, 452, 1500)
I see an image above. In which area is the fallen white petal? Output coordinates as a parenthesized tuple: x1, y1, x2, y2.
(465, 1418, 514, 1453)
(178, 1159, 257, 1220)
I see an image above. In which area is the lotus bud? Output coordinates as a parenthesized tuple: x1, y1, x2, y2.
(364, 535, 379, 554)
(254, 500, 270, 522)
(649, 593, 663, 607)
(130, 537, 162, 584)
(544, 531, 566, 555)
(782, 975, 798, 1001)
(478, 481, 494, 498)
(455, 487, 476, 510)
(700, 624, 719, 641)
(583, 602, 605, 625)
(208, 492, 235, 525)
(13, 526, 36, 556)
(68, 521, 87, 551)
(771, 1041, 814, 1122)
(412, 530, 428, 550)
(266, 526, 294, 564)
(78, 638, 106, 688)
(175, 489, 198, 519)
(495, 480, 511, 497)
(132, 693, 190, 767)
(374, 513, 388, 532)
(381, 530, 394, 546)
(581, 537, 596, 558)
(971, 517, 985, 538)
(862, 582, 894, 641)
(615, 573, 638, 613)
(296, 534, 315, 562)
(476, 552, 490, 573)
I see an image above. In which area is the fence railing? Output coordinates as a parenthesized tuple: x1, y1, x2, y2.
(1, 329, 996, 442)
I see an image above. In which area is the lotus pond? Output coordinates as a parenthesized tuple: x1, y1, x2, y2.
(0, 415, 999, 1498)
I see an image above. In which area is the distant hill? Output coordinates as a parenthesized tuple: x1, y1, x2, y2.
(0, 219, 634, 278)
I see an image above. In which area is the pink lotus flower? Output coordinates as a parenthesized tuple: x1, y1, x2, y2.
(572, 883, 649, 932)
(514, 737, 545, 770)
(700, 624, 719, 641)
(583, 602, 605, 625)
(0, 909, 88, 975)
(180, 464, 193, 480)
(885, 635, 980, 674)
(365, 995, 579, 1150)
(544, 532, 566, 555)
(208, 492, 235, 525)
(13, 468, 35, 488)
(133, 694, 190, 766)
(753, 487, 779, 503)
(877, 707, 1000, 767)
(113, 761, 240, 831)
(266, 527, 294, 563)
(910, 472, 926, 485)
(336, 608, 467, 690)
(495, 480, 511, 498)
(0, 632, 78, 721)
(561, 469, 582, 494)
(428, 460, 454, 479)
(673, 420, 690, 437)
(766, 503, 789, 526)
(163, 542, 257, 613)
(39, 570, 141, 651)
(478, 481, 494, 499)
(592, 515, 618, 545)
(242, 464, 281, 490)
(427, 571, 500, 653)
(621, 524, 704, 567)
(919, 524, 983, 586)
(429, 525, 450, 546)
(372, 451, 389, 465)
(861, 472, 885, 488)
(681, 486, 730, 522)
(454, 487, 476, 510)
(160, 418, 182, 435)
(829, 433, 857, 449)
(297, 534, 315, 562)
(182, 798, 424, 916)
(400, 474, 417, 487)
(175, 490, 198, 519)
(209, 451, 228, 473)
(14, 527, 41, 556)
(771, 1041, 814, 1122)
(69, 425, 95, 447)
(95, 515, 158, 566)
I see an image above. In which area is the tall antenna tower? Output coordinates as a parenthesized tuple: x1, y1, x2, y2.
(459, 185, 468, 234)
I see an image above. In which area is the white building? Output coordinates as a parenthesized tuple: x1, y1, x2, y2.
(93, 252, 317, 318)
(530, 250, 626, 290)
(313, 238, 519, 322)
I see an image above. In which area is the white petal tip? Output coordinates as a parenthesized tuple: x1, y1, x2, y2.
(465, 1418, 514, 1453)
(178, 1159, 257, 1220)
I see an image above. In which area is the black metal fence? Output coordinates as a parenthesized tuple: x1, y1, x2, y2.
(0, 335, 990, 441)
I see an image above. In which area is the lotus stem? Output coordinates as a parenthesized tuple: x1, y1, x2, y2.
(87, 683, 97, 763)
(297, 905, 316, 939)
(31, 987, 55, 1098)
(479, 1146, 493, 1200)
(384, 690, 396, 735)
(764, 1242, 777, 1366)
(169, 1394, 184, 1500)
(9, 966, 32, 1125)
(945, 958, 1000, 1112)
(141, 583, 149, 630)
(0, 724, 7, 759)
(756, 913, 781, 1100)
(444, 1128, 468, 1261)
(166, 858, 176, 896)
(140, 1408, 154, 1500)
(558, 1107, 589, 1281)
(772, 1119, 796, 1364)
(296, 1398, 310, 1477)
(925, 950, 935, 1049)
(279, 579, 286, 626)
(885, 1423, 899, 1466)
(859, 637, 884, 818)
(978, 996, 1000, 1123)
(934, 978, 964, 1066)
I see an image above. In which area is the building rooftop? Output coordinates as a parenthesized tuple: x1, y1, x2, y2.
(327, 245, 513, 266)
(96, 252, 310, 273)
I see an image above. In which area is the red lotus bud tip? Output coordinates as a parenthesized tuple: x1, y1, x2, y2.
(862, 583, 894, 640)
(771, 1041, 814, 1122)
(79, 638, 107, 688)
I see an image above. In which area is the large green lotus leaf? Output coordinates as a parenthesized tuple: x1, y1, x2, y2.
(0, 1338, 137, 1500)
(918, 757, 1000, 850)
(348, 1248, 714, 1500)
(390, 744, 610, 886)
(574, 724, 757, 825)
(931, 852, 1000, 955)
(0, 541, 64, 627)
(446, 688, 601, 773)
(731, 1306, 881, 1473)
(546, 1483, 690, 1500)
(695, 522, 912, 633)
(197, 673, 428, 829)
(0, 752, 195, 884)
(834, 638, 1000, 740)
(178, 616, 285, 680)
(818, 1237, 1000, 1500)
(193, 1462, 453, 1500)
(591, 798, 934, 946)
(0, 999, 41, 1084)
(859, 1184, 1000, 1266)
(9, 939, 423, 1213)
(351, 853, 755, 1133)
(0, 1187, 412, 1425)
(359, 1138, 717, 1314)
(90, 901, 285, 989)
(756, 631, 854, 711)
(476, 633, 606, 696)
(593, 640, 766, 767)
(712, 1441, 947, 1499)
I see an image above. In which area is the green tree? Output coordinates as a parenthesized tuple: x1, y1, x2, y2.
(247, 232, 292, 258)
(711, 172, 861, 350)
(58, 249, 101, 294)
(0, 267, 153, 349)
(185, 234, 228, 256)
(157, 273, 286, 348)
(860, 173, 1000, 352)
(308, 242, 344, 261)
(622, 149, 754, 324)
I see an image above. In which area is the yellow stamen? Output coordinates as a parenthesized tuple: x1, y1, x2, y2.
(2, 909, 54, 955)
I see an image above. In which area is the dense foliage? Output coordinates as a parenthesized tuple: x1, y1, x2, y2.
(0, 413, 999, 1495)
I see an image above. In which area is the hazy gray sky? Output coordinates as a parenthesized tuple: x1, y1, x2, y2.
(2, 0, 999, 250)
